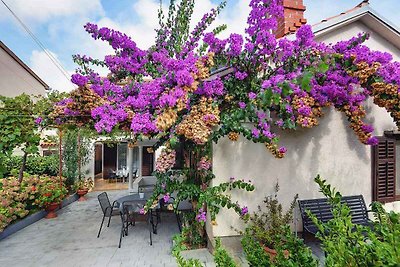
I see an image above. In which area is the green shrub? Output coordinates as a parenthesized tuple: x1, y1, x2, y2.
(213, 238, 237, 267)
(310, 175, 400, 266)
(2, 155, 59, 177)
(369, 202, 400, 266)
(241, 234, 270, 266)
(172, 233, 203, 267)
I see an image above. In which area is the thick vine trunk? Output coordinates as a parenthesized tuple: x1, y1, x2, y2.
(18, 151, 28, 183)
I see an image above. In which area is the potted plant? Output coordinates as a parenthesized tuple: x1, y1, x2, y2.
(35, 177, 67, 219)
(74, 178, 93, 201)
(238, 183, 317, 266)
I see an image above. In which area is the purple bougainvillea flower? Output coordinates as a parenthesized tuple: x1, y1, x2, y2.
(71, 73, 88, 87)
(279, 147, 287, 154)
(196, 208, 207, 223)
(163, 193, 170, 203)
(35, 117, 43, 125)
(241, 206, 248, 216)
(367, 137, 379, 146)
(238, 102, 246, 109)
(361, 124, 374, 133)
(252, 128, 260, 138)
(276, 120, 284, 127)
(248, 92, 257, 100)
(235, 71, 248, 81)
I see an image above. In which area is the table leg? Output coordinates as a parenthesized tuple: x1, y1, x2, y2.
(149, 209, 158, 234)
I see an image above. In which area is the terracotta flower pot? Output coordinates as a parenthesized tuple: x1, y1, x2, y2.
(45, 203, 60, 219)
(77, 189, 89, 201)
(263, 246, 289, 261)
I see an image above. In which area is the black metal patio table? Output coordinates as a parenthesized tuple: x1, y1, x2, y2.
(115, 193, 159, 247)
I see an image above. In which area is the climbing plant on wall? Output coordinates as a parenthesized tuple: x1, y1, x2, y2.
(51, 0, 400, 246)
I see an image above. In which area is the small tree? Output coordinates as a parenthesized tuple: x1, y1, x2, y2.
(0, 94, 40, 181)
(62, 127, 93, 187)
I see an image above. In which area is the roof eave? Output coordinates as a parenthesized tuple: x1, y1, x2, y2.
(311, 6, 400, 49)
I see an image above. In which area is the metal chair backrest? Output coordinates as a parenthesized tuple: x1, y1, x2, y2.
(298, 195, 369, 235)
(98, 192, 112, 216)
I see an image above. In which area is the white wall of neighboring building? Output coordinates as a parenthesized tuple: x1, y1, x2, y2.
(0, 44, 48, 97)
(209, 21, 400, 237)
(315, 20, 400, 61)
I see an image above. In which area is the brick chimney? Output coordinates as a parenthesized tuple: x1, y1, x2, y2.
(274, 0, 307, 38)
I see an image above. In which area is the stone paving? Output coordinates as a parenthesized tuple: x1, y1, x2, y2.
(0, 190, 325, 267)
(0, 191, 181, 267)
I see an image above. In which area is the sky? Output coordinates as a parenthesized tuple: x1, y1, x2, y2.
(0, 0, 399, 92)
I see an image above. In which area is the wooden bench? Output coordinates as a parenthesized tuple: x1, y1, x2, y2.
(298, 195, 371, 238)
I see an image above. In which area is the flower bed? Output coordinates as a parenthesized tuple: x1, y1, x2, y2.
(0, 175, 67, 232)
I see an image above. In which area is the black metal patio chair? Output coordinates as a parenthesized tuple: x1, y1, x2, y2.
(97, 192, 119, 238)
(157, 195, 193, 232)
(119, 201, 153, 248)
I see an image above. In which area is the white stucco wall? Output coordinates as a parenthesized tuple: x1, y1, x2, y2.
(210, 21, 400, 237)
(0, 47, 47, 97)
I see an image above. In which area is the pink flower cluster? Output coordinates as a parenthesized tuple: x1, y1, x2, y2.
(155, 149, 176, 173)
(197, 157, 212, 171)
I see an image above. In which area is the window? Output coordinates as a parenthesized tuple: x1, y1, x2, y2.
(130, 147, 139, 174)
(117, 143, 127, 170)
(372, 137, 396, 202)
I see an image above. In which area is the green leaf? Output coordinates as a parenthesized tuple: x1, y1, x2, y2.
(301, 71, 313, 92)
(281, 82, 293, 97)
(318, 62, 329, 73)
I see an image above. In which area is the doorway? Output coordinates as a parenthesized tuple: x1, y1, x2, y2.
(103, 144, 117, 179)
(94, 143, 102, 177)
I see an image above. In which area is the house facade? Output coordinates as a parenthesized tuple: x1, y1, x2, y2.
(209, 0, 400, 237)
(0, 41, 49, 97)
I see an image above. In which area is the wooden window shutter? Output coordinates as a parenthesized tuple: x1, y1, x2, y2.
(372, 137, 396, 203)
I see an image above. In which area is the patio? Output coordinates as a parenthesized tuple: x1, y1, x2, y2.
(0, 191, 181, 267)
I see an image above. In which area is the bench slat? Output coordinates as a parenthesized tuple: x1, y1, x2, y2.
(298, 195, 370, 236)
